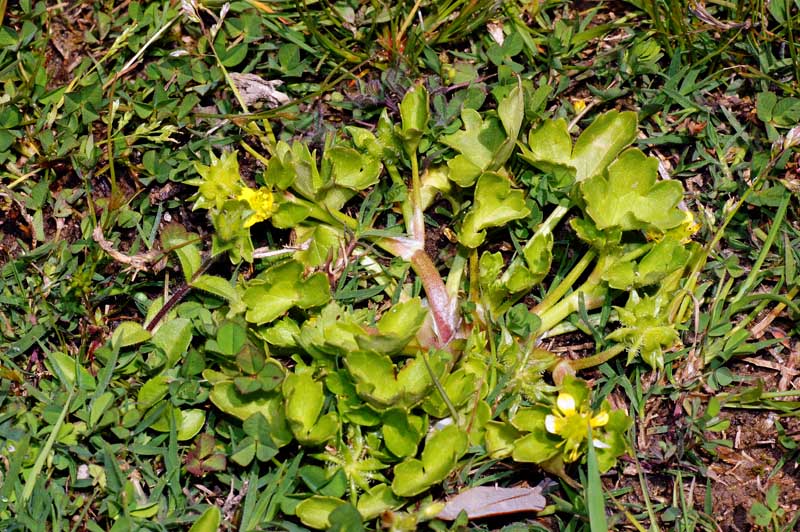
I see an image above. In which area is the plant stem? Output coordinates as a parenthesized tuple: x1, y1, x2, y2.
(145, 255, 218, 332)
(569, 343, 626, 371)
(535, 204, 571, 239)
(410, 249, 457, 345)
(533, 249, 597, 316)
(536, 280, 607, 336)
(409, 154, 424, 242)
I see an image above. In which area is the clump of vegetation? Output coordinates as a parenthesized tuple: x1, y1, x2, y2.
(2, 1, 800, 530)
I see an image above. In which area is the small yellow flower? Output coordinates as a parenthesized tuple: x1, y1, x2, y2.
(544, 392, 610, 462)
(237, 186, 275, 227)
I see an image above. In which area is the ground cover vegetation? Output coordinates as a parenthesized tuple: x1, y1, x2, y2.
(1, 0, 799, 530)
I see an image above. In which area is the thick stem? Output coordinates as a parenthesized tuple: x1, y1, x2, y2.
(409, 154, 424, 242)
(533, 249, 597, 316)
(445, 246, 470, 305)
(535, 281, 607, 336)
(410, 249, 458, 345)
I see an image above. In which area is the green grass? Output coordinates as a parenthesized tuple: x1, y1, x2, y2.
(1, 0, 800, 530)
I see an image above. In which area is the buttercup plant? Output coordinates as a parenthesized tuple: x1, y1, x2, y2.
(115, 83, 697, 528)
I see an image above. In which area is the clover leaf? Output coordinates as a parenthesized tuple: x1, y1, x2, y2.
(459, 172, 530, 248)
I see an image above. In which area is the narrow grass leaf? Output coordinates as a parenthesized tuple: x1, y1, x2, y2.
(585, 425, 608, 532)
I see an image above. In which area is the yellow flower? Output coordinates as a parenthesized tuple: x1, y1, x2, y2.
(544, 392, 610, 462)
(237, 186, 275, 227)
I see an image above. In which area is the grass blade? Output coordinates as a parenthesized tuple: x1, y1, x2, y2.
(585, 426, 608, 532)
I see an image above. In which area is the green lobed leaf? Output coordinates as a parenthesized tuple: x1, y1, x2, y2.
(510, 407, 561, 463)
(244, 261, 331, 325)
(581, 148, 685, 232)
(441, 109, 506, 187)
(345, 350, 450, 411)
(459, 172, 530, 248)
(357, 484, 403, 520)
(571, 110, 638, 182)
(354, 298, 428, 355)
(484, 421, 523, 459)
(391, 425, 469, 497)
(382, 409, 425, 458)
(207, 381, 293, 446)
(327, 146, 382, 191)
(296, 496, 347, 530)
(283, 373, 338, 445)
(294, 223, 343, 268)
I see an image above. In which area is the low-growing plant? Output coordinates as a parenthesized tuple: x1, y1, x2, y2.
(25, 84, 700, 529)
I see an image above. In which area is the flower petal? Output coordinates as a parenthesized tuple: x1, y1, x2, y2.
(590, 411, 609, 428)
(556, 393, 576, 415)
(544, 415, 557, 434)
